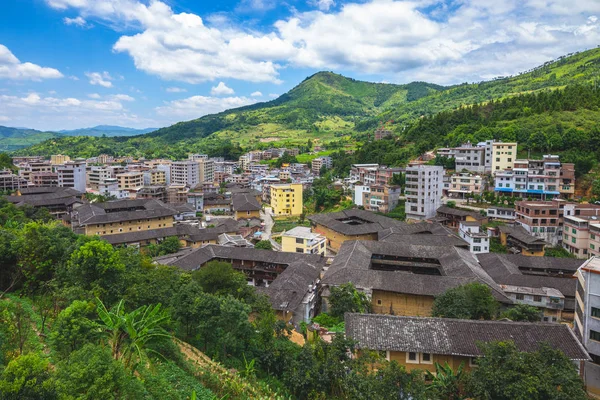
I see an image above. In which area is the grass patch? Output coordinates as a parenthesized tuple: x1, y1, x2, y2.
(272, 217, 310, 234)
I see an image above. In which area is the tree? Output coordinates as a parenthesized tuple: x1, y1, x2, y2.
(95, 298, 171, 371)
(65, 239, 126, 303)
(500, 304, 543, 322)
(254, 240, 273, 250)
(192, 261, 253, 301)
(0, 353, 56, 400)
(446, 200, 457, 208)
(432, 282, 498, 320)
(425, 362, 467, 400)
(49, 300, 99, 358)
(172, 279, 205, 338)
(329, 283, 371, 319)
(147, 236, 182, 257)
(54, 344, 146, 400)
(470, 341, 587, 400)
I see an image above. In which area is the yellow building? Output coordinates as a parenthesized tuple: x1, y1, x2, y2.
(50, 154, 71, 165)
(270, 183, 303, 216)
(281, 226, 326, 255)
(144, 169, 166, 186)
(491, 142, 517, 173)
(117, 171, 144, 191)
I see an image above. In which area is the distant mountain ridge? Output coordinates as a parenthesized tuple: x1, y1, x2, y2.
(14, 47, 600, 159)
(59, 125, 158, 137)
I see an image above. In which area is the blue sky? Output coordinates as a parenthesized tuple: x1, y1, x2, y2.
(0, 0, 599, 130)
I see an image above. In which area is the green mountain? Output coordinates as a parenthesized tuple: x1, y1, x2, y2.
(0, 126, 64, 152)
(14, 47, 600, 160)
(59, 125, 158, 137)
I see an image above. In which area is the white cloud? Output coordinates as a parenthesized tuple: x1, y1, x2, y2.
(88, 93, 101, 99)
(108, 94, 135, 101)
(268, 93, 279, 98)
(250, 91, 262, 97)
(0, 44, 63, 80)
(309, 0, 335, 11)
(166, 87, 187, 93)
(0, 91, 156, 130)
(210, 82, 234, 95)
(44, 0, 600, 85)
(63, 16, 87, 27)
(0, 116, 10, 122)
(85, 71, 114, 87)
(156, 95, 257, 121)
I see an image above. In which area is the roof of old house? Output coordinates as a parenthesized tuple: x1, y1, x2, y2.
(476, 253, 577, 298)
(232, 193, 261, 212)
(17, 186, 82, 196)
(323, 240, 511, 303)
(345, 313, 589, 360)
(499, 225, 546, 245)
(436, 205, 485, 220)
(308, 209, 404, 236)
(74, 199, 177, 226)
(377, 222, 468, 247)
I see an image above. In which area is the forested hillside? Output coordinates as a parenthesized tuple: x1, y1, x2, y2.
(15, 48, 600, 163)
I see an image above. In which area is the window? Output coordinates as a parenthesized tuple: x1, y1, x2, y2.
(407, 352, 418, 364)
(296, 248, 304, 253)
(533, 295, 542, 302)
(592, 244, 596, 250)
(473, 246, 481, 252)
(296, 237, 304, 244)
(592, 233, 596, 240)
(516, 294, 524, 300)
(592, 307, 600, 318)
(377, 299, 382, 305)
(572, 237, 576, 244)
(420, 353, 432, 364)
(591, 330, 600, 342)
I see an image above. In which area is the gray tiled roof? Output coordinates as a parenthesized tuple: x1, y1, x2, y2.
(323, 240, 511, 302)
(499, 225, 546, 245)
(437, 205, 485, 220)
(259, 259, 322, 311)
(232, 193, 261, 212)
(308, 209, 405, 236)
(345, 313, 589, 360)
(74, 199, 177, 225)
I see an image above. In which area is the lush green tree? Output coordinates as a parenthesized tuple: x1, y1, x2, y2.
(432, 282, 498, 320)
(124, 264, 182, 309)
(192, 261, 253, 301)
(95, 298, 171, 371)
(54, 344, 147, 400)
(500, 304, 543, 322)
(254, 240, 273, 250)
(329, 283, 371, 319)
(470, 341, 587, 400)
(425, 362, 467, 400)
(65, 239, 126, 303)
(172, 279, 205, 338)
(49, 300, 99, 358)
(0, 353, 56, 400)
(147, 236, 182, 257)
(544, 246, 576, 258)
(0, 301, 33, 360)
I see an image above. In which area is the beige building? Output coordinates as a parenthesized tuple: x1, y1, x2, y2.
(143, 169, 166, 186)
(198, 158, 214, 184)
(50, 154, 71, 165)
(281, 226, 326, 255)
(491, 142, 517, 173)
(270, 183, 303, 216)
(447, 172, 484, 198)
(117, 171, 144, 192)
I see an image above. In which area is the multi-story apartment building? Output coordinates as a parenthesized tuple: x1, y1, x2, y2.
(589, 224, 600, 259)
(404, 165, 443, 220)
(87, 166, 121, 191)
(0, 169, 27, 191)
(50, 154, 71, 165)
(516, 200, 600, 247)
(18, 161, 53, 182)
(354, 184, 401, 213)
(170, 160, 200, 186)
(563, 215, 600, 259)
(166, 184, 189, 204)
(281, 226, 327, 255)
(198, 158, 214, 184)
(458, 221, 489, 254)
(117, 171, 144, 193)
(56, 161, 86, 192)
(30, 172, 58, 187)
(495, 155, 575, 199)
(238, 154, 251, 171)
(490, 141, 517, 173)
(486, 206, 516, 221)
(447, 172, 484, 198)
(349, 164, 403, 185)
(349, 164, 379, 182)
(270, 183, 303, 216)
(437, 143, 486, 173)
(574, 257, 600, 397)
(311, 157, 332, 175)
(143, 169, 166, 186)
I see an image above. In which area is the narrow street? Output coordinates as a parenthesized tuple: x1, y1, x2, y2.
(260, 208, 281, 250)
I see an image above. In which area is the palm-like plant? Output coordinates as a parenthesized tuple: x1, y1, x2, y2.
(95, 298, 171, 371)
(425, 362, 466, 400)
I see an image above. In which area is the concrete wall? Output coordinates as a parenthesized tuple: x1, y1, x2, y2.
(371, 290, 435, 317)
(84, 216, 174, 236)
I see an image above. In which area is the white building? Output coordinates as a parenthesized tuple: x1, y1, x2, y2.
(171, 160, 200, 186)
(56, 161, 86, 192)
(458, 221, 489, 254)
(404, 165, 443, 220)
(574, 257, 600, 396)
(198, 158, 214, 184)
(486, 206, 516, 221)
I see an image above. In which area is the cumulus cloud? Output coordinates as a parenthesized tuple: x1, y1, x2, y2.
(108, 93, 135, 101)
(63, 16, 87, 27)
(45, 0, 600, 85)
(88, 93, 101, 99)
(0, 44, 63, 80)
(0, 91, 155, 130)
(156, 95, 257, 121)
(210, 82, 234, 95)
(166, 87, 187, 93)
(86, 71, 113, 87)
(250, 91, 263, 97)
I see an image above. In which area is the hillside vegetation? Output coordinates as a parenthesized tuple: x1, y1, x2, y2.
(14, 48, 600, 162)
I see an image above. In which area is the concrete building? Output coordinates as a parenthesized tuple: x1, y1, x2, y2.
(117, 171, 144, 194)
(50, 154, 71, 165)
(87, 166, 119, 191)
(437, 143, 486, 173)
(18, 161, 53, 182)
(563, 215, 600, 259)
(56, 161, 86, 192)
(171, 160, 200, 187)
(574, 257, 600, 398)
(143, 169, 166, 186)
(281, 226, 326, 255)
(458, 221, 489, 254)
(486, 206, 516, 221)
(270, 183, 303, 216)
(404, 165, 443, 220)
(311, 156, 332, 175)
(447, 172, 484, 198)
(198, 158, 214, 184)
(490, 141, 517, 173)
(0, 169, 27, 191)
(354, 184, 401, 213)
